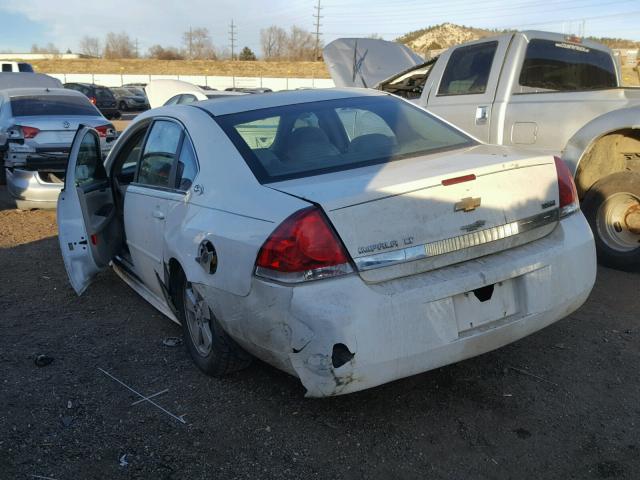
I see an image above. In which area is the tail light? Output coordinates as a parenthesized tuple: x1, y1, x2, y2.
(554, 156, 579, 217)
(89, 96, 97, 105)
(6, 125, 40, 139)
(255, 206, 353, 283)
(95, 124, 116, 138)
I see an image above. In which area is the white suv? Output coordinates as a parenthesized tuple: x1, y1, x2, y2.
(1, 61, 34, 73)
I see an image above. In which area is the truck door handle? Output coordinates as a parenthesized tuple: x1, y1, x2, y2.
(475, 106, 488, 125)
(152, 210, 165, 220)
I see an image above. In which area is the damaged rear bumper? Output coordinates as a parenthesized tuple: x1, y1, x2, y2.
(6, 167, 63, 209)
(201, 213, 596, 397)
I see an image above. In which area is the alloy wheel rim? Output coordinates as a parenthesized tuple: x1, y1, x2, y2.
(183, 282, 213, 357)
(596, 192, 640, 252)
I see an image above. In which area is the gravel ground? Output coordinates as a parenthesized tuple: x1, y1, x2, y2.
(1, 186, 639, 480)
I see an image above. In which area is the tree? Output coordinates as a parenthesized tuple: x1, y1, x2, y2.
(148, 45, 185, 60)
(285, 26, 316, 61)
(79, 36, 101, 57)
(104, 32, 137, 59)
(238, 46, 256, 61)
(182, 27, 217, 60)
(31, 43, 60, 55)
(260, 26, 287, 60)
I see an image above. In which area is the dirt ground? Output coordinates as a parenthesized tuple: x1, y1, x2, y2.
(0, 186, 639, 480)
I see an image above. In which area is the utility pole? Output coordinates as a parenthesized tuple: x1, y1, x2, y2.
(313, 0, 323, 61)
(188, 26, 193, 59)
(229, 19, 237, 61)
(135, 38, 139, 58)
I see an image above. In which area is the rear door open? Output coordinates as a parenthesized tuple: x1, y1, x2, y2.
(57, 126, 121, 294)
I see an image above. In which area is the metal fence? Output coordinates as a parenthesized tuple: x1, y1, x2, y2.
(46, 73, 335, 91)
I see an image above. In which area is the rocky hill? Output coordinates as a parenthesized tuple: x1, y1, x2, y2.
(397, 23, 640, 56)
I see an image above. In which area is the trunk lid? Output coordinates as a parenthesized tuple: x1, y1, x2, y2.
(323, 38, 424, 88)
(268, 145, 560, 282)
(14, 116, 98, 146)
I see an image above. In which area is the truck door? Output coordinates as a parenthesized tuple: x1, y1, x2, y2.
(426, 39, 510, 142)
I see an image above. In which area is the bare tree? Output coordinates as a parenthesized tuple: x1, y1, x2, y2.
(182, 28, 217, 60)
(104, 32, 137, 59)
(285, 26, 316, 61)
(79, 36, 101, 57)
(148, 45, 184, 60)
(260, 26, 287, 60)
(31, 43, 60, 55)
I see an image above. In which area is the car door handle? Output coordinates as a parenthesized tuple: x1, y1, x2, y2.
(475, 106, 488, 125)
(152, 210, 165, 220)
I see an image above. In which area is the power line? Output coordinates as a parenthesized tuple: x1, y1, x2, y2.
(229, 19, 237, 60)
(313, 0, 323, 61)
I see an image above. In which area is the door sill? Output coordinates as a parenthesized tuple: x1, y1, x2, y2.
(111, 258, 180, 325)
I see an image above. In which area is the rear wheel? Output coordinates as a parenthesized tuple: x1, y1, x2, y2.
(118, 101, 127, 111)
(582, 172, 640, 271)
(173, 270, 252, 376)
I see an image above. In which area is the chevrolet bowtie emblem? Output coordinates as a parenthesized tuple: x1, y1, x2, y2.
(455, 197, 481, 212)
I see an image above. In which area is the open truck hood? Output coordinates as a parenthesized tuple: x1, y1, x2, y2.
(268, 145, 560, 283)
(323, 38, 424, 88)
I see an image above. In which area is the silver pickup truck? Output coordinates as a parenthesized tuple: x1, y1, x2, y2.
(325, 31, 640, 271)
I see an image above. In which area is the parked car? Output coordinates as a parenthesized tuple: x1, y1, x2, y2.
(63, 83, 120, 119)
(57, 88, 595, 397)
(145, 79, 246, 108)
(225, 87, 273, 93)
(325, 31, 640, 271)
(0, 84, 115, 208)
(111, 87, 150, 111)
(1, 61, 34, 73)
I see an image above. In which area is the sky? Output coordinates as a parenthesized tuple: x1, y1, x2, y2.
(0, 0, 639, 56)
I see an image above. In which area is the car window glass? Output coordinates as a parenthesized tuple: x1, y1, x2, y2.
(2, 64, 12, 72)
(235, 116, 280, 149)
(519, 39, 617, 91)
(438, 42, 498, 95)
(336, 108, 394, 141)
(138, 120, 182, 188)
(18, 63, 34, 72)
(175, 136, 198, 191)
(75, 132, 105, 186)
(293, 112, 319, 131)
(178, 94, 197, 105)
(165, 95, 181, 106)
(10, 95, 97, 116)
(114, 127, 148, 184)
(95, 88, 114, 100)
(219, 96, 473, 183)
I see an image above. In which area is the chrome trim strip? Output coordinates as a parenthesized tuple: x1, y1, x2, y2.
(354, 209, 559, 271)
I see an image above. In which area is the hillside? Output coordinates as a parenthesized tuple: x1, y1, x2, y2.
(397, 23, 640, 56)
(31, 58, 330, 78)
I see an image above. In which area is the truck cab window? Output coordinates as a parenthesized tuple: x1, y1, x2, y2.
(437, 42, 498, 96)
(518, 39, 617, 92)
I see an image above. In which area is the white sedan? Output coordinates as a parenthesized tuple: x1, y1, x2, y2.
(57, 88, 596, 397)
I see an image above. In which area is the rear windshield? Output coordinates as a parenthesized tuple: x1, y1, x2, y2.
(216, 95, 474, 183)
(10, 95, 98, 116)
(519, 39, 617, 91)
(95, 87, 115, 100)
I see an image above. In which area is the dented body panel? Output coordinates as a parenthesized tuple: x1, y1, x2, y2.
(201, 213, 595, 397)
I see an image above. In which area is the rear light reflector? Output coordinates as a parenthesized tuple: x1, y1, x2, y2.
(89, 96, 97, 105)
(95, 124, 115, 138)
(255, 206, 353, 283)
(21, 126, 40, 139)
(554, 156, 579, 217)
(442, 174, 476, 186)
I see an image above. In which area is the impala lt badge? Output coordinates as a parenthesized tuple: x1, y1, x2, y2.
(454, 197, 481, 212)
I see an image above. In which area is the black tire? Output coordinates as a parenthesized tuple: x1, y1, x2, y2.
(0, 166, 6, 186)
(582, 171, 640, 272)
(173, 269, 252, 376)
(118, 101, 127, 111)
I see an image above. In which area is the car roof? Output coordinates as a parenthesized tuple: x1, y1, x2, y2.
(196, 87, 387, 116)
(2, 87, 86, 98)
